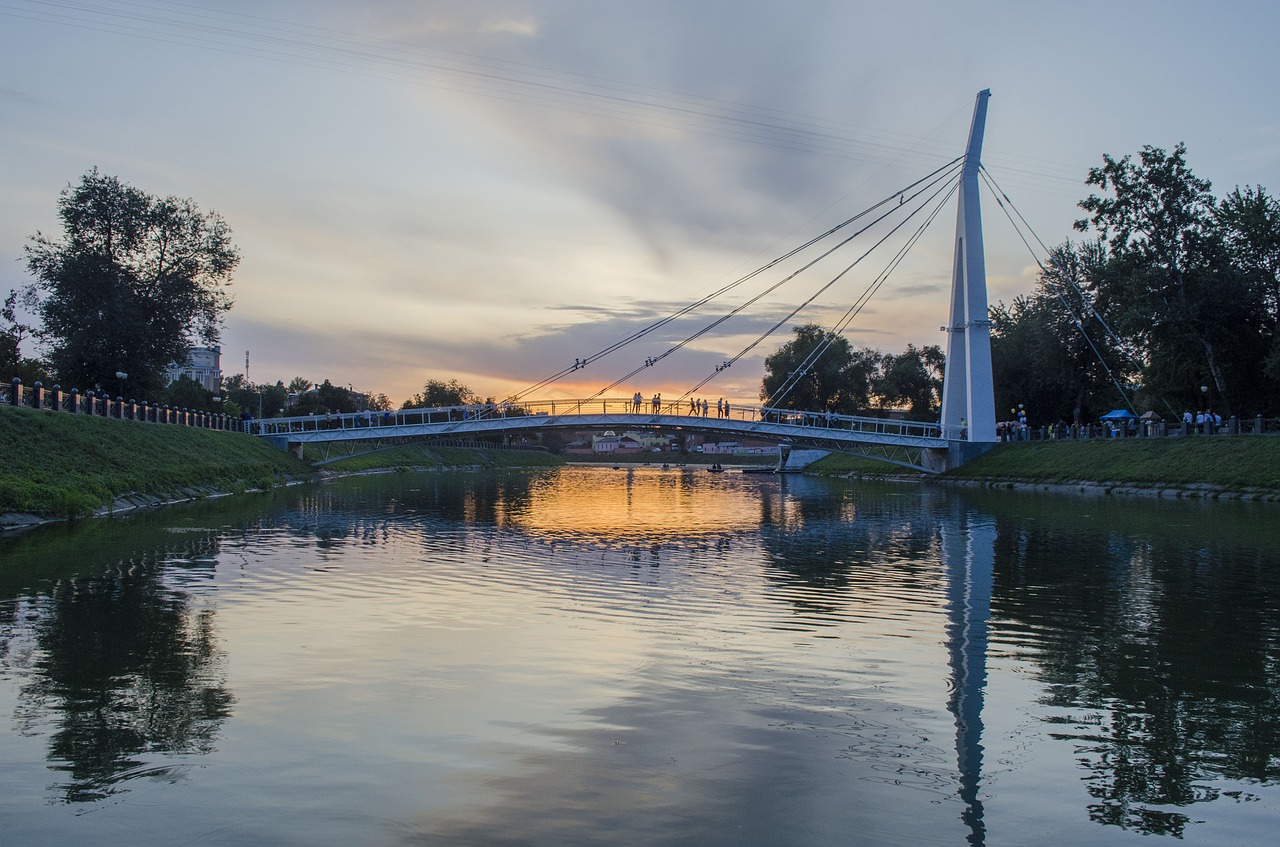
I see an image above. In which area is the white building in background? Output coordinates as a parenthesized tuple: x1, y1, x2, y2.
(165, 346, 222, 393)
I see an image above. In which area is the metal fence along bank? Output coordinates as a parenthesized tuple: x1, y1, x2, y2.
(3, 378, 238, 431)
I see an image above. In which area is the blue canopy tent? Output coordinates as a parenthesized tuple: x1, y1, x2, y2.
(1098, 409, 1137, 421)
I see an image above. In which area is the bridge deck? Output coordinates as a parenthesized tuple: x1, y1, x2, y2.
(252, 397, 955, 455)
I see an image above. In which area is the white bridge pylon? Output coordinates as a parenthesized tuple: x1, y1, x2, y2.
(254, 398, 950, 473)
(939, 89, 997, 445)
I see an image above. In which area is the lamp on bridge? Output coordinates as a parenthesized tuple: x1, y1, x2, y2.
(115, 370, 128, 400)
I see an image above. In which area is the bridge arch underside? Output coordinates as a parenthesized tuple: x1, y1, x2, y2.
(268, 413, 951, 474)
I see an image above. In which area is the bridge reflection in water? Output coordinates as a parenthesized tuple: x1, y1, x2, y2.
(942, 508, 995, 846)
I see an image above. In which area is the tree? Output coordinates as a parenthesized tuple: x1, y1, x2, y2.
(1074, 144, 1275, 414)
(289, 379, 359, 416)
(403, 378, 480, 409)
(22, 169, 239, 397)
(760, 324, 878, 413)
(0, 291, 52, 386)
(989, 240, 1139, 423)
(161, 375, 215, 412)
(1216, 186, 1280, 394)
(873, 344, 944, 419)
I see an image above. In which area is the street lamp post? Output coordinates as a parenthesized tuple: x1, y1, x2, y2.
(115, 371, 128, 418)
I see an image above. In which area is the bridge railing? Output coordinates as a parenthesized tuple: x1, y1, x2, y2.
(250, 396, 945, 441)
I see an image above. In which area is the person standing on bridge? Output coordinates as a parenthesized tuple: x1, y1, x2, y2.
(701, 398, 709, 417)
(652, 394, 660, 414)
(723, 401, 730, 419)
(633, 392, 642, 414)
(716, 398, 723, 418)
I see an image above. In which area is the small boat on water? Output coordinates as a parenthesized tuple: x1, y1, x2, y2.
(707, 463, 725, 473)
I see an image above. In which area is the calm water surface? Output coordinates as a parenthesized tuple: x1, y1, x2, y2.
(1, 467, 1278, 845)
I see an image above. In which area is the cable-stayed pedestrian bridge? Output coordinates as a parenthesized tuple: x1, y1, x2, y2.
(252, 91, 1017, 474)
(254, 397, 957, 472)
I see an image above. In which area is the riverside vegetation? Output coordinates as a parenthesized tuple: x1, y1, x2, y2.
(0, 408, 566, 524)
(5, 405, 1280, 526)
(810, 435, 1280, 496)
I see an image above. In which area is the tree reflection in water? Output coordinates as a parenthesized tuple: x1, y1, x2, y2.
(756, 478, 1280, 840)
(985, 496, 1280, 837)
(3, 533, 233, 803)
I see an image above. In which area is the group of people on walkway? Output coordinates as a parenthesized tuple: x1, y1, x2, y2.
(1182, 410, 1223, 435)
(631, 392, 731, 418)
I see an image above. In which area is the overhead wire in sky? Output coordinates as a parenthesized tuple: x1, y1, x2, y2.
(0, 0, 1086, 188)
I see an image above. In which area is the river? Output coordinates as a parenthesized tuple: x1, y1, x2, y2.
(1, 467, 1277, 846)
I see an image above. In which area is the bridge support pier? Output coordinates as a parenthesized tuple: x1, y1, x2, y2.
(923, 440, 998, 473)
(265, 435, 305, 460)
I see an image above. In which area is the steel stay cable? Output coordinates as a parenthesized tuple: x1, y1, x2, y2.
(979, 165, 1128, 349)
(978, 167, 1139, 414)
(514, 157, 963, 402)
(679, 174, 959, 406)
(581, 160, 966, 404)
(982, 168, 1182, 417)
(752, 180, 959, 410)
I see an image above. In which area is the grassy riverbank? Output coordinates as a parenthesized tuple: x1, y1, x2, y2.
(0, 409, 569, 524)
(10, 398, 1277, 524)
(0, 406, 312, 521)
(809, 435, 1280, 495)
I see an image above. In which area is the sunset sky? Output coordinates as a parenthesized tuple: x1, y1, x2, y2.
(2, 1, 1277, 406)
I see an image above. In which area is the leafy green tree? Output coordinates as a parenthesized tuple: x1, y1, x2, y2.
(287, 376, 312, 393)
(22, 169, 238, 396)
(290, 379, 359, 416)
(873, 343, 944, 418)
(990, 240, 1141, 423)
(403, 378, 480, 409)
(161, 375, 215, 411)
(259, 381, 290, 417)
(1216, 186, 1280, 393)
(760, 323, 878, 413)
(1074, 144, 1276, 414)
(0, 291, 52, 386)
(220, 373, 258, 415)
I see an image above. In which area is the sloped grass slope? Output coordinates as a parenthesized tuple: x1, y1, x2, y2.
(944, 437, 1280, 490)
(0, 407, 311, 518)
